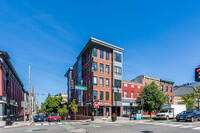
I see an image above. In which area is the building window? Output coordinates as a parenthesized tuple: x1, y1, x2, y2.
(170, 87, 172, 92)
(93, 76, 97, 86)
(166, 86, 168, 92)
(85, 56, 87, 64)
(131, 92, 134, 98)
(114, 52, 122, 63)
(88, 92, 90, 100)
(106, 78, 109, 88)
(88, 53, 90, 61)
(114, 79, 121, 88)
(138, 86, 141, 89)
(161, 85, 164, 91)
(106, 51, 110, 61)
(99, 49, 104, 59)
(88, 78, 90, 88)
(92, 62, 97, 72)
(106, 92, 109, 101)
(88, 66, 90, 74)
(138, 93, 140, 97)
(124, 91, 127, 98)
(100, 91, 104, 101)
(92, 48, 97, 57)
(3, 80, 5, 91)
(114, 93, 121, 101)
(93, 90, 97, 100)
(100, 77, 104, 87)
(85, 69, 87, 77)
(145, 83, 147, 87)
(170, 96, 172, 102)
(124, 84, 127, 87)
(131, 85, 134, 88)
(100, 63, 104, 73)
(114, 66, 122, 76)
(106, 65, 109, 74)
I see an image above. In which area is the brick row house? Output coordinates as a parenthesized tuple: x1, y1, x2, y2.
(0, 51, 25, 121)
(65, 37, 124, 118)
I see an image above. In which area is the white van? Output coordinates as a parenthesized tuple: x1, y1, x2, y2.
(156, 104, 186, 120)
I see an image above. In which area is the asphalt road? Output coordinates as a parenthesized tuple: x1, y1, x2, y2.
(1, 120, 200, 133)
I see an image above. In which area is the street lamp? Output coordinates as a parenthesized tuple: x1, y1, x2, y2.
(6, 67, 12, 126)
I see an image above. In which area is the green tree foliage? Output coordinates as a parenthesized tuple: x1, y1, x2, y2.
(43, 97, 62, 114)
(179, 93, 196, 110)
(58, 105, 68, 120)
(137, 82, 168, 117)
(69, 99, 78, 120)
(193, 85, 200, 111)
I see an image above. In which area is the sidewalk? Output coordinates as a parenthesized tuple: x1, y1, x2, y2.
(83, 117, 152, 124)
(0, 121, 31, 129)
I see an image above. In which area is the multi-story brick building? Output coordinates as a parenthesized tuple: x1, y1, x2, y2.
(121, 80, 143, 116)
(0, 51, 25, 121)
(65, 37, 124, 117)
(131, 75, 174, 104)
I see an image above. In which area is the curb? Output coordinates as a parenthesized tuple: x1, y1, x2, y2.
(2, 123, 30, 129)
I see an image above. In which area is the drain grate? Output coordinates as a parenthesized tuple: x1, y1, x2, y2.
(32, 129, 48, 132)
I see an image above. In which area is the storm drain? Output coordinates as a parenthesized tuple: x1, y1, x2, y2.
(32, 129, 48, 132)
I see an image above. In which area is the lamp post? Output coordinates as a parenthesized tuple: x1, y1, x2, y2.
(6, 67, 12, 126)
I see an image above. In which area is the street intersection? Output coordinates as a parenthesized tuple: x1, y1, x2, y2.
(1, 120, 200, 133)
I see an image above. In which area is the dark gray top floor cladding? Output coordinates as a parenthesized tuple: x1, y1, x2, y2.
(174, 86, 194, 97)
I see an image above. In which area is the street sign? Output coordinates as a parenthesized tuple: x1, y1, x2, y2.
(94, 102, 99, 108)
(75, 86, 87, 90)
(141, 98, 144, 105)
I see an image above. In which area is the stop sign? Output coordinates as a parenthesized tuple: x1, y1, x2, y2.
(94, 102, 99, 108)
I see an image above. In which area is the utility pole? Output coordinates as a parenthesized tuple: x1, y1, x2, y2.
(28, 65, 32, 122)
(32, 84, 34, 121)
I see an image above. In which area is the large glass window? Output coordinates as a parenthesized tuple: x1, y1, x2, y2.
(92, 48, 97, 57)
(161, 85, 164, 91)
(106, 65, 109, 74)
(170, 96, 172, 102)
(100, 63, 104, 73)
(93, 76, 97, 86)
(114, 66, 122, 76)
(99, 49, 104, 59)
(114, 52, 122, 62)
(88, 78, 90, 88)
(124, 91, 127, 98)
(114, 79, 121, 88)
(88, 53, 90, 61)
(131, 92, 134, 98)
(106, 92, 109, 101)
(170, 87, 172, 92)
(3, 80, 5, 91)
(166, 86, 168, 92)
(92, 62, 97, 72)
(88, 66, 90, 74)
(100, 91, 104, 101)
(106, 51, 110, 61)
(100, 77, 104, 87)
(114, 93, 121, 101)
(93, 90, 97, 100)
(106, 78, 109, 88)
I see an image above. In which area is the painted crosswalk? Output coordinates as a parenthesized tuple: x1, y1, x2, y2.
(33, 122, 81, 126)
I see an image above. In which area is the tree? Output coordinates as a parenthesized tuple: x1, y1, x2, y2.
(137, 82, 168, 118)
(69, 99, 78, 120)
(193, 85, 200, 111)
(44, 97, 62, 114)
(58, 105, 68, 120)
(179, 93, 196, 110)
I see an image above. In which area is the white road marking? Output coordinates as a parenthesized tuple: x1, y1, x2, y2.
(35, 123, 41, 126)
(169, 125, 182, 127)
(180, 126, 194, 128)
(43, 123, 49, 125)
(192, 127, 200, 130)
(50, 123, 56, 125)
(57, 122, 63, 125)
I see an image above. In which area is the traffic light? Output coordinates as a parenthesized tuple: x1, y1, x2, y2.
(195, 68, 200, 82)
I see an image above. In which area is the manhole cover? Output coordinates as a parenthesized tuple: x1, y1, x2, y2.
(32, 129, 48, 132)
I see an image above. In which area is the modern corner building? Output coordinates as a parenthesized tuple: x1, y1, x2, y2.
(65, 37, 124, 117)
(0, 51, 25, 120)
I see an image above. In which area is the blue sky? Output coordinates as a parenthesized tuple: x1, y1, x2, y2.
(1, 0, 200, 104)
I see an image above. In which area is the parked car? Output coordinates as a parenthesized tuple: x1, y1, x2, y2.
(48, 114, 61, 122)
(156, 104, 186, 120)
(34, 115, 44, 122)
(176, 110, 200, 122)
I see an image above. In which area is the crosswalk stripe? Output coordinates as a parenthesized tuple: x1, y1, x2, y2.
(35, 124, 41, 126)
(57, 123, 63, 125)
(50, 123, 56, 125)
(192, 127, 200, 130)
(180, 126, 194, 128)
(43, 123, 49, 125)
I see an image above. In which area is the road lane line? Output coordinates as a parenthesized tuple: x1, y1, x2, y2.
(192, 127, 200, 130)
